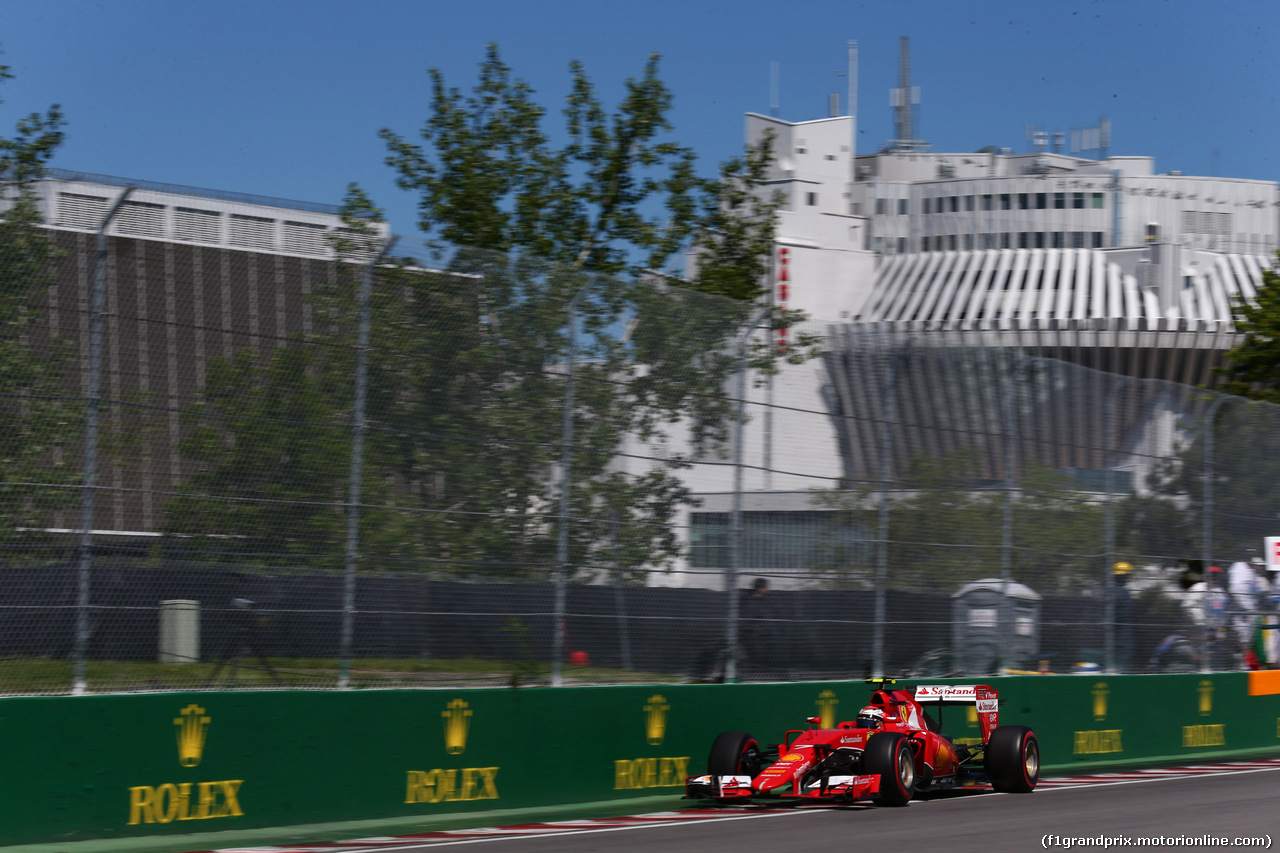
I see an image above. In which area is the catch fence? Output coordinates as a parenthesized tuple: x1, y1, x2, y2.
(0, 202, 1277, 693)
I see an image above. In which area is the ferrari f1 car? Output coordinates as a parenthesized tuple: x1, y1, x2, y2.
(685, 680, 1039, 806)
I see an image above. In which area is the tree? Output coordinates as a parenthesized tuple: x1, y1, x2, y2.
(815, 449, 1105, 594)
(0, 60, 68, 540)
(367, 48, 789, 577)
(1137, 396, 1280, 564)
(380, 44, 708, 277)
(1220, 252, 1280, 401)
(171, 49, 796, 579)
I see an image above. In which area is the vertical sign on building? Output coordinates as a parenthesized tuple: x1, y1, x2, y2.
(1266, 537, 1280, 573)
(776, 247, 789, 354)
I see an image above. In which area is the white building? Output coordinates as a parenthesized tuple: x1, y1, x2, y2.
(651, 78, 1280, 590)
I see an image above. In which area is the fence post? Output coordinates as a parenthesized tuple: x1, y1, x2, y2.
(1200, 394, 1229, 672)
(339, 235, 396, 690)
(552, 277, 596, 688)
(998, 351, 1030, 674)
(1103, 376, 1132, 674)
(726, 305, 772, 684)
(73, 186, 133, 696)
(873, 336, 908, 679)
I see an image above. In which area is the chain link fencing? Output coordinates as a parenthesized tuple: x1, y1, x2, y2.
(0, 200, 1278, 694)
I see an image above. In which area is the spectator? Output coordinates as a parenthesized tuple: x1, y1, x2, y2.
(1112, 562, 1135, 672)
(739, 578, 775, 677)
(1227, 553, 1263, 661)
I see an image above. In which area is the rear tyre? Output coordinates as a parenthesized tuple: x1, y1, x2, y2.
(863, 732, 916, 806)
(707, 731, 762, 777)
(986, 725, 1039, 793)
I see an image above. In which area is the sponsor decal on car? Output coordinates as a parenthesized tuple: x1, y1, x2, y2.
(915, 685, 978, 700)
(976, 698, 998, 713)
(782, 753, 804, 761)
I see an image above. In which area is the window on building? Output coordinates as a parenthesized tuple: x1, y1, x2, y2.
(897, 198, 908, 215)
(948, 234, 958, 250)
(1091, 193, 1105, 209)
(1072, 231, 1085, 248)
(1018, 193, 1030, 210)
(1072, 192, 1085, 209)
(851, 202, 861, 215)
(1052, 231, 1064, 248)
(982, 194, 993, 211)
(1036, 193, 1047, 209)
(1035, 231, 1046, 248)
(1018, 232, 1030, 248)
(1001, 194, 1012, 210)
(896, 236, 907, 253)
(806, 192, 818, 206)
(1053, 193, 1065, 210)
(964, 233, 974, 249)
(921, 235, 930, 251)
(1092, 231, 1104, 247)
(965, 195, 975, 211)
(875, 198, 886, 214)
(922, 197, 931, 214)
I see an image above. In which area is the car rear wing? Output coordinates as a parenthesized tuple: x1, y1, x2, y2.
(914, 684, 999, 742)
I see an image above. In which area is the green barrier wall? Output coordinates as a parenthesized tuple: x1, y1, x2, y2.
(3, 673, 1279, 846)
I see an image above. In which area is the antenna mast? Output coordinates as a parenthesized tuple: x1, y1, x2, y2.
(848, 41, 858, 157)
(889, 37, 926, 151)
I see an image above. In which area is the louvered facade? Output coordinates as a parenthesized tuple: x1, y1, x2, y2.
(12, 170, 388, 534)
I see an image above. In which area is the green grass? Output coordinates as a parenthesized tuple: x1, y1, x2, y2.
(0, 655, 676, 694)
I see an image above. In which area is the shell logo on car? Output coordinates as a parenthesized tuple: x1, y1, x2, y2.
(782, 753, 804, 762)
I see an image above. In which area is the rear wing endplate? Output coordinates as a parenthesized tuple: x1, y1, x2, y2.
(914, 684, 999, 741)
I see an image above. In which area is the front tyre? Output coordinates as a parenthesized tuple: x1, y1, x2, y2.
(706, 731, 762, 777)
(864, 731, 916, 806)
(987, 725, 1040, 793)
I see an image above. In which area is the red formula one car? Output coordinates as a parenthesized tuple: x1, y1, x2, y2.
(685, 680, 1039, 806)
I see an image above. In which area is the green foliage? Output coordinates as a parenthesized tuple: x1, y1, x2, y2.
(381, 44, 707, 277)
(816, 449, 1104, 593)
(170, 49, 801, 578)
(1220, 252, 1280, 401)
(1137, 397, 1280, 562)
(0, 60, 69, 538)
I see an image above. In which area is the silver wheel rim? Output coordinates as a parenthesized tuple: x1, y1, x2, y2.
(897, 747, 915, 789)
(1024, 740, 1040, 780)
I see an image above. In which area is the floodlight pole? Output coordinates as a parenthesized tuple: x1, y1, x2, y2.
(726, 305, 772, 684)
(552, 277, 596, 687)
(73, 186, 133, 696)
(339, 235, 396, 690)
(1200, 394, 1229, 673)
(873, 338, 909, 679)
(1103, 376, 1132, 675)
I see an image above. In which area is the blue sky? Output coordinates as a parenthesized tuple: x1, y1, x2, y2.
(2, 0, 1276, 237)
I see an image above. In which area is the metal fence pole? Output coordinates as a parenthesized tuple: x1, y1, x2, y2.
(726, 305, 771, 685)
(873, 338, 908, 678)
(552, 278, 596, 688)
(998, 352, 1027, 675)
(608, 509, 633, 671)
(73, 187, 133, 696)
(1200, 394, 1229, 672)
(339, 236, 396, 690)
(1103, 376, 1132, 674)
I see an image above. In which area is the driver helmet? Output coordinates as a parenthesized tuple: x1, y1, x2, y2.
(855, 706, 885, 729)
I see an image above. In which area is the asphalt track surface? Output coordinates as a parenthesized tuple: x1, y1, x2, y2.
(212, 764, 1280, 853)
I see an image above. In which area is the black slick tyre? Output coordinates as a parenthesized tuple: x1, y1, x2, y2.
(706, 731, 761, 777)
(863, 731, 916, 806)
(986, 725, 1040, 793)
